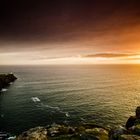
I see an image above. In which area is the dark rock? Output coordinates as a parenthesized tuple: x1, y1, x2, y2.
(125, 106, 140, 131)
(132, 125, 140, 136)
(0, 73, 17, 91)
(125, 116, 136, 130)
(134, 118, 140, 126)
(109, 126, 128, 140)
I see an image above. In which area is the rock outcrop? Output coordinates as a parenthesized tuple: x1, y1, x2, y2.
(109, 106, 140, 140)
(16, 127, 48, 140)
(15, 124, 109, 140)
(0, 73, 17, 91)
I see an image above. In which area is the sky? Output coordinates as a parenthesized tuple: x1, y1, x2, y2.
(0, 0, 140, 65)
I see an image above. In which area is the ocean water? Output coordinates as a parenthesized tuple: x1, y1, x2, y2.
(0, 65, 140, 135)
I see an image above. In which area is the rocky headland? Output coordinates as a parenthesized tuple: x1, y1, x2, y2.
(0, 73, 17, 91)
(14, 106, 140, 140)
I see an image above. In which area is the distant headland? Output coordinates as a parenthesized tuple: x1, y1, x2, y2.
(0, 73, 17, 91)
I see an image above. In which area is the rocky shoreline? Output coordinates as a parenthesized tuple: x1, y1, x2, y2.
(14, 107, 140, 140)
(0, 73, 17, 91)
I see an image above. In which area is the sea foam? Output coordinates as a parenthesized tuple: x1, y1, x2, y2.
(40, 103, 60, 111)
(1, 88, 8, 92)
(65, 112, 70, 117)
(31, 97, 41, 102)
(39, 103, 70, 117)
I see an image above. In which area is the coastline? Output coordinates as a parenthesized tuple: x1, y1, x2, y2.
(13, 106, 140, 140)
(1, 73, 140, 139)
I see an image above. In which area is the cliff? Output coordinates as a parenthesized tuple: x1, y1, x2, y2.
(15, 106, 140, 140)
(0, 73, 17, 91)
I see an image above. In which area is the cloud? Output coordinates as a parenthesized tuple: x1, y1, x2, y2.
(123, 57, 140, 60)
(83, 53, 139, 58)
(0, 0, 140, 45)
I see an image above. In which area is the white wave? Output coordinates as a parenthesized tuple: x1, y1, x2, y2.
(40, 103, 70, 117)
(1, 88, 8, 92)
(31, 97, 41, 102)
(80, 117, 86, 121)
(65, 112, 70, 117)
(8, 136, 16, 140)
(37, 102, 70, 118)
(40, 103, 60, 111)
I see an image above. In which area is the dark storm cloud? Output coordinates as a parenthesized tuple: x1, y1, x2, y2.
(0, 0, 140, 45)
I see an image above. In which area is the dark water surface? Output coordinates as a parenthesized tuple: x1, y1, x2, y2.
(0, 65, 140, 134)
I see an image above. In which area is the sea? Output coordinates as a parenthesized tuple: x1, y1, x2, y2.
(0, 65, 140, 135)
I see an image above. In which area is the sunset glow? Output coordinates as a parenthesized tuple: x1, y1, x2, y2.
(0, 0, 140, 65)
(0, 51, 140, 65)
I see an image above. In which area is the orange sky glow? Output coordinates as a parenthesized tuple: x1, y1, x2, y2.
(0, 0, 140, 65)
